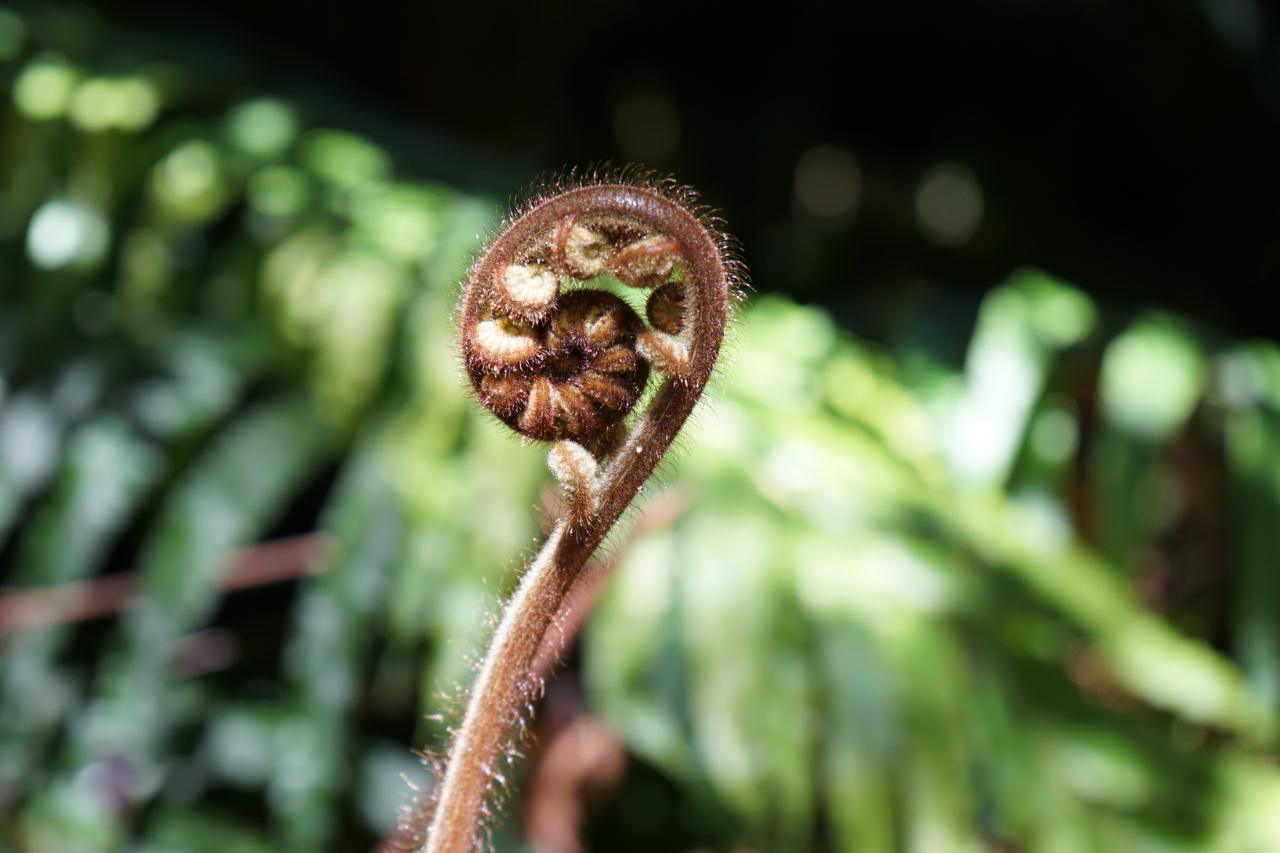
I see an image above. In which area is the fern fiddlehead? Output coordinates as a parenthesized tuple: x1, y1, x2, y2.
(413, 173, 737, 852)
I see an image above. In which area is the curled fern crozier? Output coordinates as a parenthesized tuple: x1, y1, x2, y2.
(415, 173, 738, 853)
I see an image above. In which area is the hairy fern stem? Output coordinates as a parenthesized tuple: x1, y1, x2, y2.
(413, 175, 736, 852)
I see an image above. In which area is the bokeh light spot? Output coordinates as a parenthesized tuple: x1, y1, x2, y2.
(301, 130, 390, 187)
(151, 140, 226, 221)
(348, 183, 438, 261)
(1216, 344, 1280, 410)
(248, 165, 311, 218)
(915, 163, 984, 247)
(68, 76, 158, 132)
(1022, 272, 1097, 347)
(13, 56, 78, 120)
(227, 98, 298, 158)
(1100, 317, 1204, 439)
(1031, 404, 1080, 464)
(26, 197, 110, 270)
(68, 78, 115, 130)
(0, 397, 57, 487)
(794, 144, 862, 219)
(113, 77, 160, 130)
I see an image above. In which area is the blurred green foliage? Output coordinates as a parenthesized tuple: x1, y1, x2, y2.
(3, 7, 1280, 852)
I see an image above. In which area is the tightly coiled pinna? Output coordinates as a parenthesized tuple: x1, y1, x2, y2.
(460, 194, 703, 449)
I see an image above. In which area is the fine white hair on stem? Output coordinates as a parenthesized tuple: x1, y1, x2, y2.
(412, 173, 740, 853)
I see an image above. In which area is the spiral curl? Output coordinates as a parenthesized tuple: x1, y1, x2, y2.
(461, 193, 697, 447)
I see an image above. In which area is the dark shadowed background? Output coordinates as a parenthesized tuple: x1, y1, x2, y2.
(86, 0, 1280, 338)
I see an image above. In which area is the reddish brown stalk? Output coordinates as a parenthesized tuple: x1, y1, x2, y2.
(414, 175, 735, 852)
(523, 714, 627, 853)
(0, 534, 329, 636)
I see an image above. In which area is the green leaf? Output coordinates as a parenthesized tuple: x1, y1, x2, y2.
(33, 395, 332, 846)
(0, 417, 160, 789)
(1222, 347, 1280, 710)
(273, 442, 404, 849)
